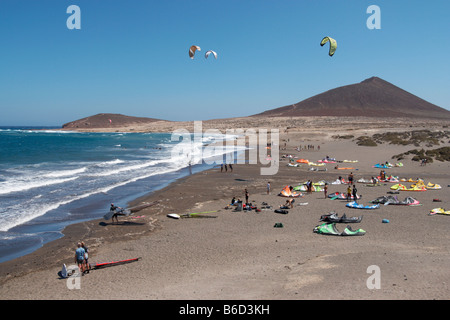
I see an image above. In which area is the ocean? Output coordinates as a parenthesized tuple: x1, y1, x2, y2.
(0, 127, 242, 263)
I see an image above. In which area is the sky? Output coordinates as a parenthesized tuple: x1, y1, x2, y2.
(0, 0, 449, 126)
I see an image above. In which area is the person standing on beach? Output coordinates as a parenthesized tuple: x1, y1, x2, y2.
(307, 180, 312, 194)
(245, 189, 249, 204)
(81, 241, 90, 273)
(347, 185, 352, 202)
(348, 172, 354, 185)
(110, 203, 123, 224)
(324, 183, 328, 199)
(267, 182, 271, 195)
(352, 185, 358, 203)
(75, 242, 86, 274)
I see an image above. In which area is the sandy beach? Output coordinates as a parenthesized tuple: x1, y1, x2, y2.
(1, 118, 449, 301)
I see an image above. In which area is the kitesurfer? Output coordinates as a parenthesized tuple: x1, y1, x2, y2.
(110, 203, 123, 224)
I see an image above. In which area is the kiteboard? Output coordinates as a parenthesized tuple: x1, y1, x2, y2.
(167, 210, 218, 219)
(90, 257, 141, 270)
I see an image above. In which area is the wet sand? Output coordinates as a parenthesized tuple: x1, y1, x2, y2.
(1, 119, 449, 300)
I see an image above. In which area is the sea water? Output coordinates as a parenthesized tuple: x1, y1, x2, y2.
(0, 127, 242, 263)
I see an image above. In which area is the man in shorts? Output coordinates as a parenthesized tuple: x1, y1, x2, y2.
(74, 242, 86, 274)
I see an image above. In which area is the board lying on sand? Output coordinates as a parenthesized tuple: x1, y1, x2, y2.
(90, 257, 141, 269)
(167, 211, 218, 219)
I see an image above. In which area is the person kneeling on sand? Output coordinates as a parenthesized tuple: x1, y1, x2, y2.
(284, 198, 295, 209)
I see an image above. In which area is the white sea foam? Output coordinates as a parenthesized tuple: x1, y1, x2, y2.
(0, 130, 246, 234)
(94, 159, 124, 167)
(42, 167, 87, 178)
(0, 176, 78, 195)
(0, 164, 186, 232)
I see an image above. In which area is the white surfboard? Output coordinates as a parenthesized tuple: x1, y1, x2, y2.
(61, 264, 68, 278)
(167, 213, 180, 219)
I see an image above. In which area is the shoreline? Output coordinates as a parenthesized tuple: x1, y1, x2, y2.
(1, 121, 450, 299)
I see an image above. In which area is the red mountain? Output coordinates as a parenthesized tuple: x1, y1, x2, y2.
(62, 113, 162, 129)
(254, 77, 450, 119)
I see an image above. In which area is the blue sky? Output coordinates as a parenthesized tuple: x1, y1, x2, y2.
(0, 0, 449, 126)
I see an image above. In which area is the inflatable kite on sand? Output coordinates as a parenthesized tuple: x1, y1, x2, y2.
(279, 185, 302, 197)
(346, 201, 379, 210)
(370, 196, 420, 206)
(429, 208, 450, 216)
(319, 212, 362, 223)
(313, 223, 366, 236)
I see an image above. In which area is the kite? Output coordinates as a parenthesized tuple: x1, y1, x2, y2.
(189, 45, 201, 59)
(205, 50, 217, 59)
(320, 36, 337, 56)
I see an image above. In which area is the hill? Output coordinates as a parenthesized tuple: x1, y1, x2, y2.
(254, 77, 450, 119)
(62, 113, 163, 129)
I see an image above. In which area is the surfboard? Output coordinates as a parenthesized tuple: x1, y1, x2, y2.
(61, 264, 68, 278)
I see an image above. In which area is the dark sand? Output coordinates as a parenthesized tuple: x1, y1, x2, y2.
(1, 125, 449, 300)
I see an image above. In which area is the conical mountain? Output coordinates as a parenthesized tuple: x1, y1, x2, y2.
(255, 77, 450, 119)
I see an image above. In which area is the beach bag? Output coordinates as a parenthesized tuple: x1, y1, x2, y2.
(274, 209, 288, 214)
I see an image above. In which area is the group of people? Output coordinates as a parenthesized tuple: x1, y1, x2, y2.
(347, 184, 358, 202)
(228, 188, 249, 207)
(74, 241, 89, 274)
(296, 144, 320, 151)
